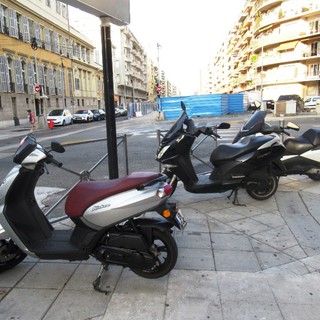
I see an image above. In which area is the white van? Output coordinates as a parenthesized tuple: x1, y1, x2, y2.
(304, 96, 320, 111)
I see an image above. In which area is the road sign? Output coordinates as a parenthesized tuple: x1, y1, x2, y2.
(156, 86, 162, 93)
(34, 85, 40, 93)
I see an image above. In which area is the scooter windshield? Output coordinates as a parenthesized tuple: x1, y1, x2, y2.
(241, 110, 267, 133)
(161, 111, 188, 143)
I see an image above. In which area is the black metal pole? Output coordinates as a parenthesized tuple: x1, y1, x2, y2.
(100, 17, 119, 179)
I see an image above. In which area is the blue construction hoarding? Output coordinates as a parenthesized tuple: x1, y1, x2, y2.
(159, 94, 246, 120)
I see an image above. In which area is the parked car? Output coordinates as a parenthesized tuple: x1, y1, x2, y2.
(304, 96, 320, 111)
(264, 100, 275, 110)
(91, 109, 106, 121)
(73, 109, 94, 122)
(47, 109, 73, 126)
(115, 107, 122, 117)
(277, 94, 304, 112)
(116, 106, 128, 117)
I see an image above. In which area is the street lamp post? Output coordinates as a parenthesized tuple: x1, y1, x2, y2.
(31, 37, 46, 129)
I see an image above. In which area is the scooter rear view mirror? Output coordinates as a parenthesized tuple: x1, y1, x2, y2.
(51, 141, 65, 153)
(286, 122, 300, 131)
(180, 101, 186, 111)
(218, 123, 231, 129)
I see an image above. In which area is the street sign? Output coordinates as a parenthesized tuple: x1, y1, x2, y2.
(156, 86, 162, 93)
(62, 0, 130, 25)
(34, 85, 40, 93)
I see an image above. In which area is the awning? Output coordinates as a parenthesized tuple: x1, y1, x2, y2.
(277, 41, 298, 51)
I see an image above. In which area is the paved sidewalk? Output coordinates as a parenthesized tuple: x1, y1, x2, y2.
(1, 174, 320, 319)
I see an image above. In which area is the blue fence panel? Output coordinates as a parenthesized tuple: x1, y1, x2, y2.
(227, 94, 246, 113)
(160, 94, 229, 120)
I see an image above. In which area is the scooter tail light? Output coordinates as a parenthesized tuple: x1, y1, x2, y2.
(162, 209, 171, 218)
(157, 184, 173, 198)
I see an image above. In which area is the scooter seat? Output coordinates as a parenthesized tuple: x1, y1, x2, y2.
(210, 135, 273, 163)
(284, 129, 320, 155)
(65, 172, 161, 218)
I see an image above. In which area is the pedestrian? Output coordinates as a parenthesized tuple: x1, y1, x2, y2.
(27, 109, 36, 132)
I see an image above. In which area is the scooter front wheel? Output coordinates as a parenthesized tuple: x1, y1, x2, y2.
(308, 173, 320, 181)
(0, 239, 27, 272)
(245, 175, 278, 201)
(130, 229, 178, 279)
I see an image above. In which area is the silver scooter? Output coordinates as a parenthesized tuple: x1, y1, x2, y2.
(0, 134, 186, 291)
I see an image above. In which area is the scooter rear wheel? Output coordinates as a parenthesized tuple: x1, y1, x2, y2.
(130, 229, 178, 279)
(0, 239, 27, 272)
(246, 175, 278, 201)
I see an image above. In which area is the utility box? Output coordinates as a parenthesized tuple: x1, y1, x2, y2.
(275, 101, 296, 116)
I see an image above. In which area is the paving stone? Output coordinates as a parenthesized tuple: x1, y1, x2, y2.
(211, 233, 252, 251)
(279, 303, 320, 320)
(17, 262, 78, 289)
(276, 191, 320, 255)
(214, 250, 261, 272)
(0, 288, 59, 319)
(227, 217, 272, 235)
(103, 292, 166, 320)
(251, 225, 299, 250)
(175, 247, 215, 271)
(256, 251, 296, 270)
(44, 289, 109, 320)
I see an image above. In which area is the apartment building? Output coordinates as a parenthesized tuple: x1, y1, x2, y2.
(111, 26, 148, 106)
(0, 0, 103, 127)
(209, 0, 320, 102)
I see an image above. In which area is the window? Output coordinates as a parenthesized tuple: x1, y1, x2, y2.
(310, 19, 320, 33)
(0, 56, 10, 92)
(311, 42, 320, 56)
(46, 0, 51, 8)
(56, 1, 61, 14)
(75, 78, 80, 90)
(308, 64, 320, 76)
(0, 5, 7, 34)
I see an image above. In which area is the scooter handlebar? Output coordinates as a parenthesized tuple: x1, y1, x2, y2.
(46, 154, 63, 167)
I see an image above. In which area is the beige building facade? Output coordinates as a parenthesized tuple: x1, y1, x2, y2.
(0, 0, 103, 127)
(209, 0, 320, 102)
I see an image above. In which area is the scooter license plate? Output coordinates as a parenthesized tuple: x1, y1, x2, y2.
(175, 209, 187, 230)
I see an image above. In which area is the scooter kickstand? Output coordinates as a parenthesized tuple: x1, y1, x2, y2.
(93, 263, 109, 294)
(228, 188, 246, 206)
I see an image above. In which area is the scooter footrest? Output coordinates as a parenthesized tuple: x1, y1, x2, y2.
(29, 230, 90, 261)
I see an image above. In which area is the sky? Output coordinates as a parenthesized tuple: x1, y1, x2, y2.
(69, 0, 246, 95)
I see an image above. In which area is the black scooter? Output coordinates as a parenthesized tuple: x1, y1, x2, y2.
(155, 102, 287, 204)
(233, 110, 320, 181)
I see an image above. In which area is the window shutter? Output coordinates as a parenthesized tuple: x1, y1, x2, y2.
(45, 28, 51, 51)
(14, 59, 24, 93)
(8, 9, 18, 38)
(48, 68, 55, 95)
(0, 56, 10, 92)
(22, 16, 30, 42)
(0, 6, 4, 33)
(34, 22, 41, 47)
(27, 62, 35, 93)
